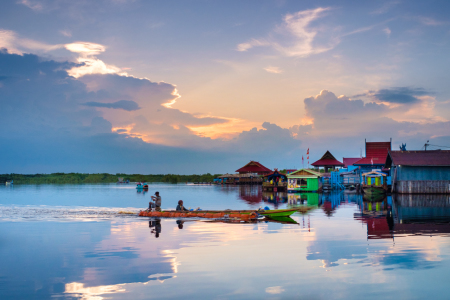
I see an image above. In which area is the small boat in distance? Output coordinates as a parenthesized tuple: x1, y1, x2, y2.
(136, 182, 149, 189)
(5, 180, 13, 186)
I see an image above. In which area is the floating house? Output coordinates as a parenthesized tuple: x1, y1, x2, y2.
(287, 169, 322, 192)
(311, 151, 344, 172)
(386, 150, 450, 194)
(353, 140, 391, 173)
(236, 161, 272, 176)
(262, 169, 287, 192)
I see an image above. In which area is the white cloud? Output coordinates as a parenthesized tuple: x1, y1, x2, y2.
(17, 0, 43, 11)
(417, 16, 445, 26)
(370, 1, 400, 15)
(265, 286, 285, 294)
(59, 30, 72, 37)
(0, 29, 63, 54)
(237, 7, 337, 57)
(383, 27, 391, 37)
(64, 42, 126, 78)
(264, 66, 283, 74)
(236, 38, 269, 52)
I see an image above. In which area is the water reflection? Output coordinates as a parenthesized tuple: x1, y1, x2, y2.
(149, 219, 162, 238)
(3, 185, 450, 299)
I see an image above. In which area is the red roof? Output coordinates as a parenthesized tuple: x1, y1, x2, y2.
(354, 141, 391, 165)
(236, 161, 272, 174)
(311, 151, 344, 167)
(386, 150, 450, 167)
(343, 158, 360, 168)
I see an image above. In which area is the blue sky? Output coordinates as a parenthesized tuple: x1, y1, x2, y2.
(1, 0, 449, 173)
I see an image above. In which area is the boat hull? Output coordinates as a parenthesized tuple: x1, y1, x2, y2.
(139, 208, 298, 219)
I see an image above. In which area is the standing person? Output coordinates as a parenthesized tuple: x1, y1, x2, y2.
(150, 191, 162, 212)
(176, 200, 189, 211)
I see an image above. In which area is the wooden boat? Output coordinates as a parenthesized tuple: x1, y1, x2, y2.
(138, 208, 298, 219)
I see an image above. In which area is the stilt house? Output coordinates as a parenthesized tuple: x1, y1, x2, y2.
(287, 169, 322, 192)
(311, 151, 344, 172)
(386, 150, 450, 194)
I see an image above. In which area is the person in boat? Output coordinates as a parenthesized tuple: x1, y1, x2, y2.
(176, 200, 189, 211)
(150, 191, 162, 212)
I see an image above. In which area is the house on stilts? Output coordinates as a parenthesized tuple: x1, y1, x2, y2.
(386, 150, 450, 194)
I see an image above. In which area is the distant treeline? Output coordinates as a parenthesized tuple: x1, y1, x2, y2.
(0, 173, 221, 184)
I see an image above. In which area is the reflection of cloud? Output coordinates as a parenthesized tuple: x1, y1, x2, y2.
(265, 286, 285, 294)
(65, 282, 126, 300)
(377, 249, 439, 270)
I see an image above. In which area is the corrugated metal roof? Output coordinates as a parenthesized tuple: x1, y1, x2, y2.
(386, 150, 450, 166)
(343, 157, 360, 167)
(354, 141, 391, 165)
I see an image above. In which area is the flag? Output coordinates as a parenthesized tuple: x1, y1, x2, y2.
(371, 158, 373, 165)
(307, 156, 309, 159)
(302, 155, 304, 162)
(307, 148, 309, 155)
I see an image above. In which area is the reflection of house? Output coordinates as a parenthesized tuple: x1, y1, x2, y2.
(288, 193, 319, 206)
(236, 161, 272, 175)
(353, 197, 393, 239)
(392, 194, 450, 235)
(386, 150, 450, 194)
(311, 151, 344, 172)
(287, 169, 322, 192)
(237, 185, 262, 204)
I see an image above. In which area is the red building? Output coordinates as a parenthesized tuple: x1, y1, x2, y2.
(235, 161, 272, 175)
(353, 139, 391, 169)
(343, 157, 360, 168)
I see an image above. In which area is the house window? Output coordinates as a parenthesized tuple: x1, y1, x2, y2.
(297, 179, 307, 187)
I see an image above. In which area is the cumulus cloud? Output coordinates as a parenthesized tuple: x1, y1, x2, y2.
(65, 42, 125, 78)
(0, 49, 304, 172)
(82, 100, 141, 111)
(237, 7, 337, 57)
(290, 90, 450, 162)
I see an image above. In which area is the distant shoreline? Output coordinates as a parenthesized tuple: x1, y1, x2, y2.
(0, 173, 221, 185)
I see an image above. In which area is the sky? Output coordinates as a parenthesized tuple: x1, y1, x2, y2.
(1, 0, 450, 174)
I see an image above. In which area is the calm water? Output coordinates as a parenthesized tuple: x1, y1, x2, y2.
(1, 183, 450, 299)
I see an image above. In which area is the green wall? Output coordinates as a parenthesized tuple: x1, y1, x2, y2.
(287, 177, 320, 191)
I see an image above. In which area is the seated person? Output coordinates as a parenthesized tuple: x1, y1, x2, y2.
(176, 200, 189, 211)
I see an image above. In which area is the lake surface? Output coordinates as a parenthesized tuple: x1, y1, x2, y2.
(1, 183, 450, 299)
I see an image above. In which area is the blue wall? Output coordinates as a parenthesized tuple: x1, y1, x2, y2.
(397, 166, 450, 181)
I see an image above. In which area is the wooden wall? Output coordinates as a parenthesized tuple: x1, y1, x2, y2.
(395, 180, 450, 194)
